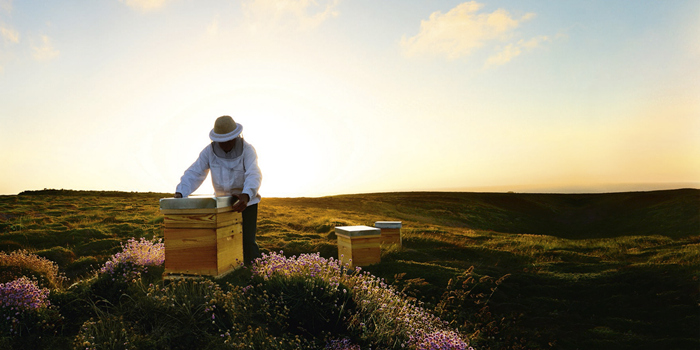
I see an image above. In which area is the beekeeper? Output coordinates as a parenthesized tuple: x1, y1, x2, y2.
(174, 115, 262, 264)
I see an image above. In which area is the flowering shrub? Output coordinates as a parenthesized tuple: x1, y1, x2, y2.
(99, 238, 164, 280)
(0, 277, 50, 310)
(89, 238, 165, 304)
(0, 250, 66, 289)
(251, 251, 345, 288)
(415, 330, 475, 350)
(0, 277, 51, 335)
(250, 251, 471, 350)
(343, 265, 469, 349)
(100, 237, 164, 273)
(228, 253, 355, 348)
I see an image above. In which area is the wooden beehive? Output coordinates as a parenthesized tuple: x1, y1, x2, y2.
(375, 221, 402, 246)
(335, 225, 381, 268)
(160, 196, 243, 278)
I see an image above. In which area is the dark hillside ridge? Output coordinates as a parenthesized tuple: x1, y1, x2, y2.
(17, 189, 171, 198)
(266, 189, 700, 239)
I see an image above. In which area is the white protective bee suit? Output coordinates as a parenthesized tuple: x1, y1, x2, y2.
(175, 138, 262, 205)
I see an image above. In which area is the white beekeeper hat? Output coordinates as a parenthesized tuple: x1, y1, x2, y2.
(209, 115, 243, 142)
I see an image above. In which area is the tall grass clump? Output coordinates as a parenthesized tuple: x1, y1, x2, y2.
(248, 251, 472, 350)
(75, 278, 231, 350)
(435, 267, 521, 350)
(74, 314, 139, 350)
(0, 250, 66, 289)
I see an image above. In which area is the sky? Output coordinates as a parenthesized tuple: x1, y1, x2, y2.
(1, 0, 698, 197)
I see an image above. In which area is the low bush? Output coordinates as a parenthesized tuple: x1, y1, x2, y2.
(89, 237, 165, 304)
(0, 277, 51, 336)
(99, 238, 164, 278)
(0, 250, 66, 289)
(67, 248, 473, 350)
(0, 276, 64, 350)
(247, 251, 472, 350)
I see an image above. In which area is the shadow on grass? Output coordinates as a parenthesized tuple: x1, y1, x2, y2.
(398, 235, 532, 273)
(490, 264, 700, 350)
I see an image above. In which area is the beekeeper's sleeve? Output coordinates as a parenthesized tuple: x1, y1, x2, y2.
(242, 141, 262, 203)
(175, 146, 211, 198)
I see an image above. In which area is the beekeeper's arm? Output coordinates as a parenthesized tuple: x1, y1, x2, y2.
(241, 141, 262, 203)
(175, 146, 211, 198)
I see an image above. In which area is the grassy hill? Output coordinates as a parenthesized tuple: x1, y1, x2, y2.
(265, 189, 699, 238)
(0, 188, 698, 349)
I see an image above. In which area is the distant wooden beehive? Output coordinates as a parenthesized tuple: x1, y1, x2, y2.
(160, 197, 243, 278)
(335, 225, 381, 268)
(375, 221, 402, 246)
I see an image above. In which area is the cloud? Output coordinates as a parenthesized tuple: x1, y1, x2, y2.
(0, 0, 11, 13)
(32, 35, 59, 61)
(120, 0, 169, 13)
(484, 43, 520, 67)
(241, 0, 341, 32)
(485, 35, 550, 68)
(401, 1, 536, 61)
(1, 24, 19, 43)
(0, 1, 16, 74)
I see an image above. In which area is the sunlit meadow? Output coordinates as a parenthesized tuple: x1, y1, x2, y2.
(0, 189, 697, 349)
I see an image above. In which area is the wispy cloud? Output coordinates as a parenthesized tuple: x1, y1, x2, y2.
(0, 1, 15, 74)
(1, 24, 19, 43)
(485, 35, 550, 68)
(401, 1, 545, 66)
(32, 35, 59, 61)
(119, 0, 169, 13)
(241, 0, 341, 32)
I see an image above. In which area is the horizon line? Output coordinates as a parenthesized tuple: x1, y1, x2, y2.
(6, 182, 699, 198)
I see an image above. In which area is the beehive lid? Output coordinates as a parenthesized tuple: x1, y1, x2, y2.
(374, 221, 402, 229)
(335, 225, 381, 237)
(159, 196, 236, 210)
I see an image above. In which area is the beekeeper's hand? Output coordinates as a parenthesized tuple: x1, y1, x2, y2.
(232, 193, 249, 212)
(174, 192, 183, 198)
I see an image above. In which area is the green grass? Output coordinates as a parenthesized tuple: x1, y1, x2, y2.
(0, 188, 698, 349)
(263, 189, 699, 349)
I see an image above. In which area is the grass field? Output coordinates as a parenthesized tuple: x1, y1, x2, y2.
(0, 188, 698, 349)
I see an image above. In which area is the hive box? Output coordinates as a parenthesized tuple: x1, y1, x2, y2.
(159, 196, 243, 278)
(335, 225, 381, 268)
(375, 221, 402, 246)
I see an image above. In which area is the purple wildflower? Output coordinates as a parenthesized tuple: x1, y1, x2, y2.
(0, 277, 50, 311)
(251, 252, 472, 349)
(100, 237, 164, 275)
(415, 330, 471, 350)
(0, 277, 51, 335)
